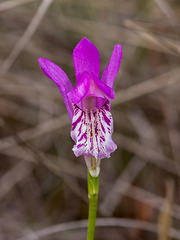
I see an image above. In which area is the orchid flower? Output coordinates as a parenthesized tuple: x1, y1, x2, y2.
(38, 38, 122, 177)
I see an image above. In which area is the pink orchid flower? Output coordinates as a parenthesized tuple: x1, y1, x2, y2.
(38, 38, 122, 176)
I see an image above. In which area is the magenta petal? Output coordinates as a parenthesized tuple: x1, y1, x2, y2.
(68, 73, 114, 107)
(93, 75, 115, 99)
(73, 38, 100, 82)
(38, 58, 73, 121)
(67, 73, 90, 104)
(101, 44, 122, 88)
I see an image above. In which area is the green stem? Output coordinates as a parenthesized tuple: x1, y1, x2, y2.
(87, 170, 99, 240)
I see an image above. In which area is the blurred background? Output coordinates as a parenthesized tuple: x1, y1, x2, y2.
(1, 0, 180, 239)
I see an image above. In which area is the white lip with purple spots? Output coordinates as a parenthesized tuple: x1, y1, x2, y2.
(71, 100, 117, 161)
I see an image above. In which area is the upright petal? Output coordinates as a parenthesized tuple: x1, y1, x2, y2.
(73, 38, 100, 82)
(101, 44, 122, 88)
(38, 58, 73, 121)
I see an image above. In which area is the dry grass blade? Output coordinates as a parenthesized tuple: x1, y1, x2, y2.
(100, 157, 146, 216)
(0, 161, 33, 201)
(0, 0, 53, 72)
(101, 110, 162, 216)
(1, 144, 88, 201)
(0, 99, 38, 125)
(112, 68, 180, 106)
(161, 96, 180, 162)
(118, 181, 173, 214)
(0, 114, 69, 151)
(1, 145, 86, 179)
(128, 108, 166, 155)
(128, 110, 161, 144)
(52, 15, 179, 54)
(124, 20, 180, 54)
(105, 179, 180, 222)
(153, 0, 177, 25)
(16, 218, 180, 240)
(124, 20, 172, 54)
(158, 180, 174, 240)
(114, 132, 180, 177)
(0, 0, 36, 12)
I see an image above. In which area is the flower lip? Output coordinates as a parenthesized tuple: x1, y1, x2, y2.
(71, 100, 117, 160)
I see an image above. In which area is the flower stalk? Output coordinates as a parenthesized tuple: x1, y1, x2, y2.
(87, 168, 99, 240)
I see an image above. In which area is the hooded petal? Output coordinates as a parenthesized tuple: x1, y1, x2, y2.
(67, 73, 114, 110)
(101, 44, 122, 88)
(38, 58, 73, 121)
(93, 75, 115, 99)
(67, 72, 90, 105)
(73, 38, 100, 82)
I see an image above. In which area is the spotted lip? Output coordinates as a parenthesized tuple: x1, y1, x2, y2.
(71, 100, 117, 160)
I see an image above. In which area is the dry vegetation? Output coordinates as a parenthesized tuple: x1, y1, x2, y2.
(1, 0, 180, 239)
